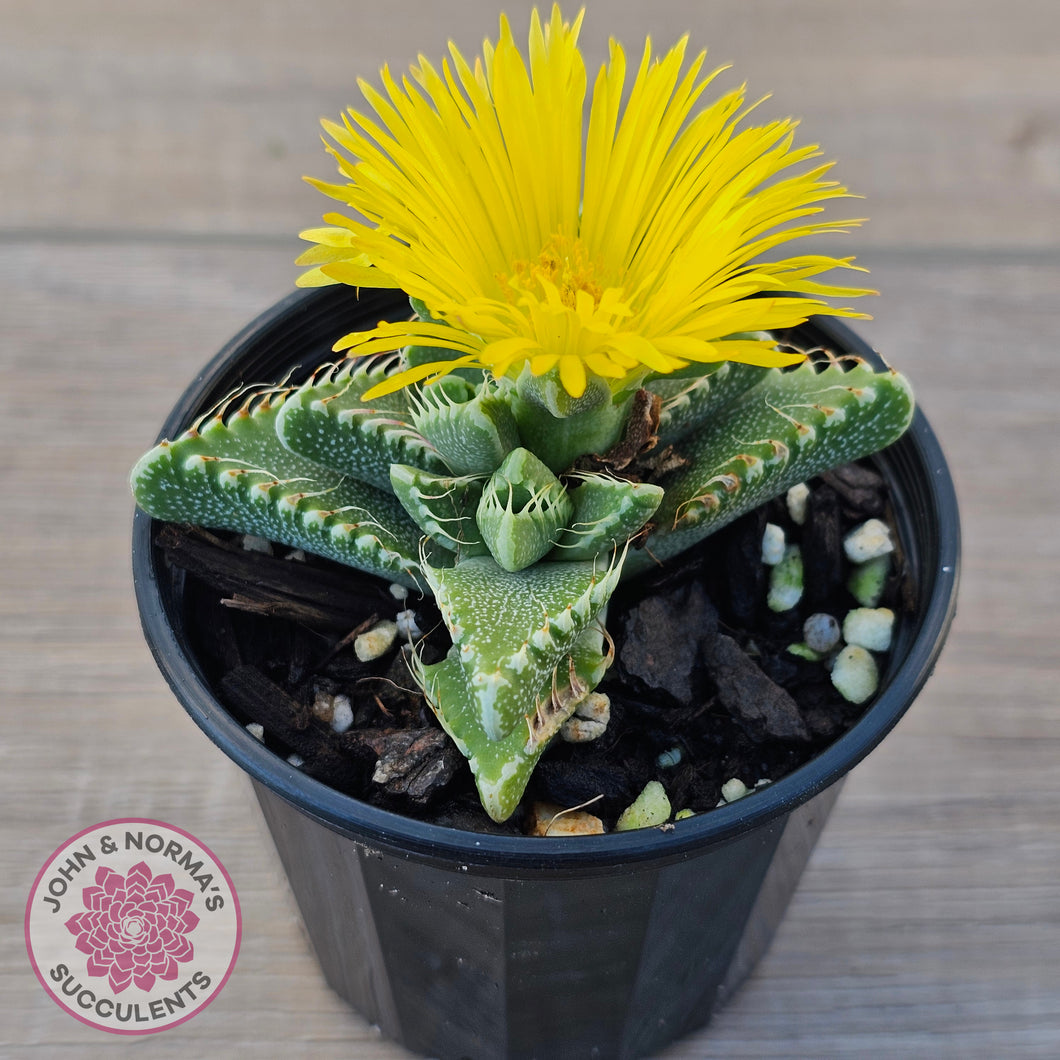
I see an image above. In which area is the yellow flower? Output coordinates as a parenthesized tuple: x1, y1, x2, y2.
(297, 5, 875, 401)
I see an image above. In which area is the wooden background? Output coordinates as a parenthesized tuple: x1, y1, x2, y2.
(3, 1, 1058, 1056)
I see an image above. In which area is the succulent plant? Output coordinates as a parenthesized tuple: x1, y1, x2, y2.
(131, 7, 915, 822)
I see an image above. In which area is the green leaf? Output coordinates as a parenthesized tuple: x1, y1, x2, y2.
(276, 359, 446, 490)
(652, 361, 770, 448)
(476, 448, 573, 571)
(409, 377, 521, 476)
(509, 387, 633, 473)
(550, 473, 663, 561)
(417, 626, 610, 822)
(631, 360, 914, 574)
(421, 554, 624, 744)
(389, 464, 488, 558)
(131, 389, 424, 585)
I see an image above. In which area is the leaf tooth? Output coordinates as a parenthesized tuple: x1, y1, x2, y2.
(506, 642, 532, 674)
(551, 605, 576, 636)
(530, 622, 556, 652)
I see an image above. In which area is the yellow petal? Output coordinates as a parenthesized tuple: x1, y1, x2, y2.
(558, 354, 587, 398)
(360, 355, 483, 400)
(295, 267, 340, 289)
(320, 262, 402, 288)
(297, 10, 874, 400)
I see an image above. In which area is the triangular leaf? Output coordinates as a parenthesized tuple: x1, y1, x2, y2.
(132, 391, 424, 584)
(389, 464, 488, 558)
(631, 360, 914, 574)
(551, 473, 663, 561)
(418, 627, 611, 822)
(422, 554, 623, 742)
(276, 360, 447, 489)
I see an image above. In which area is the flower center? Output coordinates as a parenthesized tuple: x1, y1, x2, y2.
(503, 234, 604, 309)
(123, 916, 146, 938)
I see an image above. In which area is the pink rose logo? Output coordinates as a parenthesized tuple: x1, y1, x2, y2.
(63, 861, 198, 993)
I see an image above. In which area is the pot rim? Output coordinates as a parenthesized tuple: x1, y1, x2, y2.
(132, 287, 960, 872)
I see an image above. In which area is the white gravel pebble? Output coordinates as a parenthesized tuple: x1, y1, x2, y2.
(843, 607, 895, 652)
(241, 534, 273, 555)
(843, 518, 894, 563)
(575, 692, 610, 725)
(395, 609, 422, 640)
(329, 694, 354, 734)
(559, 693, 611, 743)
(803, 612, 841, 653)
(355, 619, 399, 661)
(527, 803, 605, 837)
(559, 717, 608, 742)
(830, 644, 879, 704)
(389, 582, 409, 600)
(786, 482, 810, 525)
(761, 523, 786, 565)
(720, 777, 750, 803)
(767, 545, 803, 612)
(246, 723, 265, 742)
(656, 747, 683, 769)
(615, 781, 672, 831)
(286, 754, 305, 768)
(847, 553, 891, 607)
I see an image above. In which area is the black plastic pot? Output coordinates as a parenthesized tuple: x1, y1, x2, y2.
(132, 286, 960, 1060)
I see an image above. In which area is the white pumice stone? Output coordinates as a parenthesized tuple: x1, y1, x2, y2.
(786, 482, 810, 525)
(241, 533, 273, 554)
(674, 808, 695, 820)
(527, 803, 605, 837)
(575, 692, 610, 725)
(787, 642, 823, 662)
(615, 781, 672, 831)
(395, 609, 422, 640)
(389, 582, 409, 600)
(768, 545, 804, 612)
(559, 692, 612, 743)
(656, 747, 683, 769)
(847, 553, 891, 607)
(286, 753, 305, 768)
(803, 612, 841, 653)
(559, 717, 608, 743)
(329, 694, 354, 734)
(355, 619, 399, 661)
(284, 548, 306, 562)
(246, 722, 265, 742)
(830, 644, 879, 704)
(843, 518, 894, 563)
(761, 523, 786, 565)
(720, 777, 750, 803)
(843, 607, 895, 652)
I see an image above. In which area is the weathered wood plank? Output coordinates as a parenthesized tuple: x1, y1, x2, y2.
(0, 0, 1057, 245)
